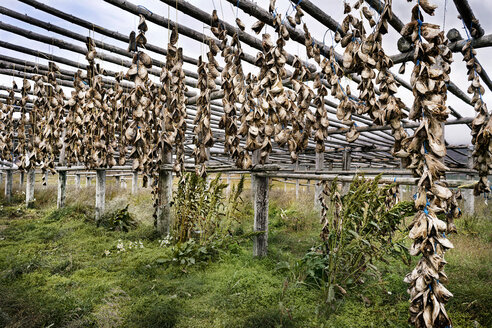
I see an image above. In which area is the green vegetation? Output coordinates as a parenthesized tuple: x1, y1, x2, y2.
(0, 178, 490, 327)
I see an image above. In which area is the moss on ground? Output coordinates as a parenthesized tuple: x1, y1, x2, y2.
(0, 185, 490, 327)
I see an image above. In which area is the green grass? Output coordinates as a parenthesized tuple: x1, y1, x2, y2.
(0, 183, 491, 327)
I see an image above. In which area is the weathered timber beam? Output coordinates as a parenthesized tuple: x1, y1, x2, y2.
(17, 0, 200, 67)
(102, 0, 260, 68)
(452, 0, 484, 38)
(326, 117, 473, 136)
(0, 7, 201, 80)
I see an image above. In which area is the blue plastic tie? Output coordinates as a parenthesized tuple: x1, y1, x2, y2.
(137, 5, 153, 15)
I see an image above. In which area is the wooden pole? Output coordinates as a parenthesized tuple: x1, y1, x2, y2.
(115, 175, 121, 188)
(4, 170, 13, 202)
(95, 169, 106, 224)
(156, 152, 172, 235)
(19, 171, 25, 188)
(85, 175, 91, 187)
(75, 174, 81, 189)
(43, 171, 48, 187)
(252, 150, 269, 257)
(132, 171, 138, 194)
(226, 174, 231, 196)
(464, 149, 475, 214)
(295, 160, 300, 200)
(284, 178, 287, 193)
(315, 152, 323, 208)
(26, 169, 35, 208)
(57, 170, 67, 209)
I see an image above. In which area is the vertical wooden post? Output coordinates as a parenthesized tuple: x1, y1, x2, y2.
(0, 170, 3, 188)
(85, 175, 91, 187)
(115, 175, 121, 188)
(57, 170, 67, 209)
(26, 170, 35, 208)
(95, 169, 106, 224)
(295, 160, 300, 200)
(464, 149, 475, 214)
(75, 174, 81, 189)
(315, 152, 323, 208)
(252, 150, 269, 257)
(284, 178, 287, 193)
(132, 171, 138, 194)
(121, 177, 126, 189)
(43, 171, 49, 187)
(4, 169, 13, 202)
(156, 152, 172, 235)
(19, 171, 25, 188)
(226, 174, 231, 196)
(342, 149, 352, 194)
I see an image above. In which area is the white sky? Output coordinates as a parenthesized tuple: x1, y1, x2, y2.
(1, 0, 492, 146)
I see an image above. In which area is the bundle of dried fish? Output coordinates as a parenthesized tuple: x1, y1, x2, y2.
(168, 28, 188, 175)
(290, 56, 315, 161)
(372, 0, 408, 159)
(0, 84, 16, 163)
(64, 70, 87, 166)
(211, 12, 246, 168)
(341, 2, 379, 119)
(83, 38, 117, 170)
(15, 79, 32, 171)
(193, 54, 215, 177)
(461, 40, 492, 195)
(251, 14, 291, 163)
(37, 62, 65, 184)
(313, 74, 329, 153)
(400, 1, 456, 326)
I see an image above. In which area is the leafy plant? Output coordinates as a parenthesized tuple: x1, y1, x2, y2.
(168, 172, 245, 267)
(172, 172, 244, 244)
(100, 204, 137, 232)
(299, 174, 415, 305)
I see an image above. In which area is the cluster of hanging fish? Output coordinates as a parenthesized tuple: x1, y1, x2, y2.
(461, 39, 492, 196)
(395, 1, 462, 327)
(0, 65, 66, 185)
(193, 42, 216, 177)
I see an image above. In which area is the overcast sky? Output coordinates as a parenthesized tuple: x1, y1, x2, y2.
(1, 0, 492, 146)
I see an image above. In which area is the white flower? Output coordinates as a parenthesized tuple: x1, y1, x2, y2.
(104, 250, 111, 256)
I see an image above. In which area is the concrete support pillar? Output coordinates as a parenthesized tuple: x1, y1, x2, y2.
(57, 170, 67, 209)
(132, 171, 138, 194)
(26, 170, 35, 208)
(85, 175, 91, 187)
(95, 170, 106, 224)
(75, 174, 81, 189)
(252, 149, 269, 257)
(4, 170, 13, 202)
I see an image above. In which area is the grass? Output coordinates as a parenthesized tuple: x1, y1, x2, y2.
(0, 180, 491, 328)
